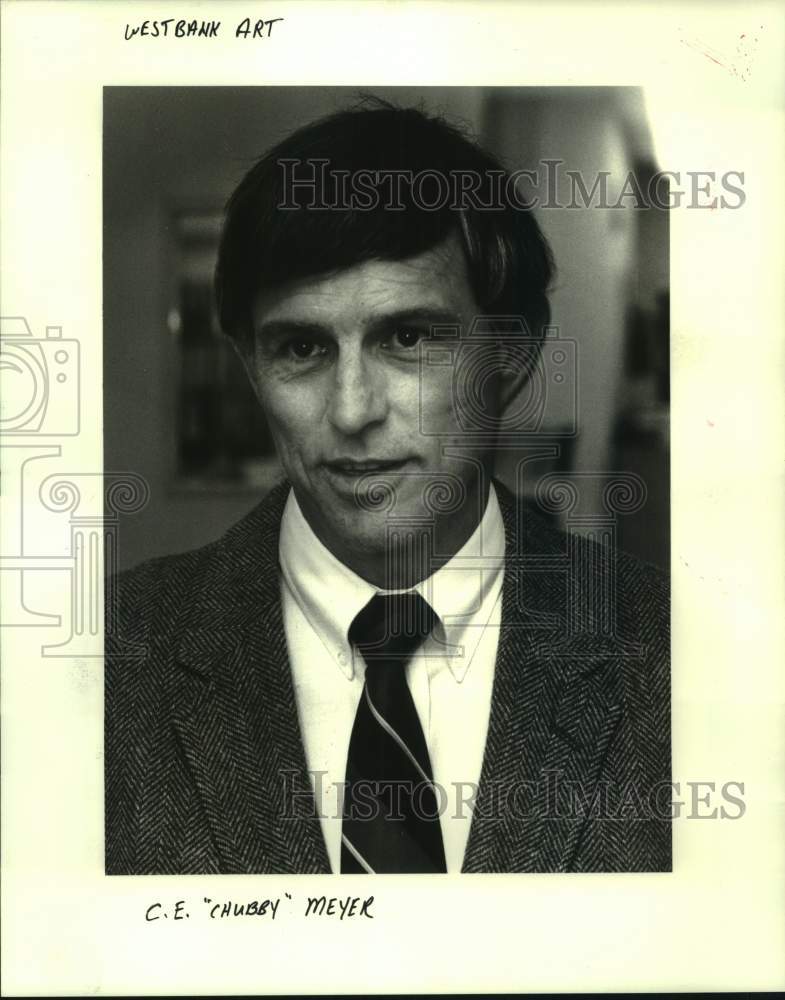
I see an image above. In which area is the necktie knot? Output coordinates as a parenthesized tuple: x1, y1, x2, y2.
(349, 592, 435, 664)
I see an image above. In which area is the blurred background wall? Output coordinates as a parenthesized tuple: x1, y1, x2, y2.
(104, 86, 669, 572)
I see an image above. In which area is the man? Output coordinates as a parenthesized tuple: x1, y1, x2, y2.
(105, 101, 670, 875)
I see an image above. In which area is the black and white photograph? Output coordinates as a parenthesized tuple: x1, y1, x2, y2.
(104, 86, 671, 876)
(2, 2, 783, 995)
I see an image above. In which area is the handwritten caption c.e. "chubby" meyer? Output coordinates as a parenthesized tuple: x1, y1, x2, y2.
(145, 894, 375, 923)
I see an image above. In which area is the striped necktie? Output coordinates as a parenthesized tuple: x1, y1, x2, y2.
(340, 592, 447, 874)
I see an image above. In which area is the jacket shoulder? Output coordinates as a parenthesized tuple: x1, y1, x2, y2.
(496, 480, 670, 730)
(106, 481, 290, 644)
(503, 481, 670, 641)
(107, 538, 221, 645)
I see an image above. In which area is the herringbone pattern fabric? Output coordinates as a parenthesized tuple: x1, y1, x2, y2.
(105, 479, 671, 874)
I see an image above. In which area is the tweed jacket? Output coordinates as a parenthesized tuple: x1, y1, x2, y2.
(105, 480, 670, 874)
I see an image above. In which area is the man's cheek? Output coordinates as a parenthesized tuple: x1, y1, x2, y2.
(416, 372, 456, 435)
(262, 417, 304, 476)
(264, 395, 308, 444)
(431, 391, 462, 437)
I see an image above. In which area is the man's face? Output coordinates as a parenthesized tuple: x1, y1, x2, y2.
(247, 232, 498, 583)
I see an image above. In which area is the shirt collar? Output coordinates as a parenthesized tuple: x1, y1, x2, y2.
(279, 483, 505, 683)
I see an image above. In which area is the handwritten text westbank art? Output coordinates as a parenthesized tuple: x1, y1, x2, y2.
(124, 17, 284, 40)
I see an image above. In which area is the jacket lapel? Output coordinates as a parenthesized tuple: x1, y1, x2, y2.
(169, 483, 330, 874)
(462, 483, 624, 873)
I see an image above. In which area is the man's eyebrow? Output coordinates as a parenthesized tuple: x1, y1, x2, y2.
(366, 308, 462, 334)
(255, 308, 463, 342)
(254, 319, 329, 342)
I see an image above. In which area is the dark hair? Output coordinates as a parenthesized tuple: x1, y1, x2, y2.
(215, 99, 554, 349)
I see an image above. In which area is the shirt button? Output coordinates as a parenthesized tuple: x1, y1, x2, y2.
(337, 652, 347, 665)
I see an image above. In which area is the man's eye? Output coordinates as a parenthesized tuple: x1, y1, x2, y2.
(285, 339, 326, 360)
(384, 328, 426, 351)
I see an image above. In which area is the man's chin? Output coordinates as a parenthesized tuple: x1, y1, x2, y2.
(333, 523, 434, 588)
(323, 507, 402, 552)
(296, 474, 484, 587)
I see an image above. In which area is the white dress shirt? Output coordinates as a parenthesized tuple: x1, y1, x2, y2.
(279, 484, 505, 873)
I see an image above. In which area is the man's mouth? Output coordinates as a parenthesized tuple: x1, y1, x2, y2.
(324, 458, 411, 476)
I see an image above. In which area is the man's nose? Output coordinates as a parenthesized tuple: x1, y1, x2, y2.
(327, 349, 388, 436)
